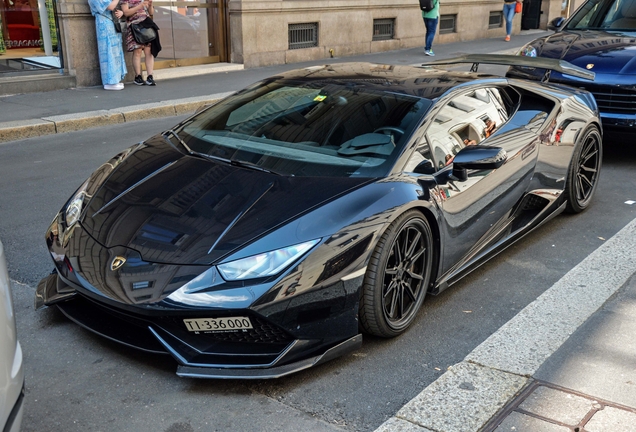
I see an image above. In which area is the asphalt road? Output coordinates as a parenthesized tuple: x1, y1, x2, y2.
(1, 118, 635, 432)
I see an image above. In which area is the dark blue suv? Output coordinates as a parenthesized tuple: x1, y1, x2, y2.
(508, 0, 636, 133)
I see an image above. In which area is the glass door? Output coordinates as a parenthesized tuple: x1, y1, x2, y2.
(0, 0, 60, 72)
(152, 0, 227, 69)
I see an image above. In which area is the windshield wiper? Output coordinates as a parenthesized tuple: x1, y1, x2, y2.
(190, 151, 283, 176)
(164, 130, 282, 175)
(163, 129, 193, 153)
(228, 159, 283, 176)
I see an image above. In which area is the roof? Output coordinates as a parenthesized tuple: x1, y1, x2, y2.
(271, 62, 504, 100)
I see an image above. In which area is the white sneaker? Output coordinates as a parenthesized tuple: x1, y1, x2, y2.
(104, 83, 124, 90)
(425, 50, 435, 56)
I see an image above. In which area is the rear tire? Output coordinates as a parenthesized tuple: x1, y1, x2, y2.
(359, 210, 434, 338)
(563, 125, 602, 214)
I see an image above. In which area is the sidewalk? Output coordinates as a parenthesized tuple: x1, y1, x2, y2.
(377, 218, 636, 432)
(0, 30, 546, 144)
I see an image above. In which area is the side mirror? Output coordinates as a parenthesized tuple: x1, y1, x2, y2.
(435, 146, 507, 183)
(548, 17, 565, 31)
(413, 159, 436, 175)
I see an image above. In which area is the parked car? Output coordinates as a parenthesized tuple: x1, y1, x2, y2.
(35, 58, 601, 379)
(508, 0, 636, 133)
(1, 240, 25, 431)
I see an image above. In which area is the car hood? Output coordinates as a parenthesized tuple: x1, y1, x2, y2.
(528, 30, 636, 75)
(80, 136, 370, 266)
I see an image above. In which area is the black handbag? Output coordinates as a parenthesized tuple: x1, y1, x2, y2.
(419, 0, 434, 12)
(111, 11, 123, 33)
(131, 22, 157, 44)
(104, 9, 123, 32)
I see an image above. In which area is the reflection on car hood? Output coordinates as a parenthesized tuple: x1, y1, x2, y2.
(529, 30, 636, 75)
(80, 136, 368, 265)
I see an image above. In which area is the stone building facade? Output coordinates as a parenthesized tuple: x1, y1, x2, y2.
(1, 0, 586, 94)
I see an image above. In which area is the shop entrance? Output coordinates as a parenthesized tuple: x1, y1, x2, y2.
(151, 0, 228, 69)
(0, 0, 60, 72)
(521, 0, 543, 30)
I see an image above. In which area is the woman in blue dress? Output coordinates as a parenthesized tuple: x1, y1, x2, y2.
(88, 0, 127, 90)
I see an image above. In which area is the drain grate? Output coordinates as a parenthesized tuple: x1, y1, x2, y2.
(481, 380, 636, 432)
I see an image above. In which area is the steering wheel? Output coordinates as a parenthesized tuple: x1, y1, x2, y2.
(373, 126, 405, 138)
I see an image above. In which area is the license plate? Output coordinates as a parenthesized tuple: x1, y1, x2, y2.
(183, 316, 253, 333)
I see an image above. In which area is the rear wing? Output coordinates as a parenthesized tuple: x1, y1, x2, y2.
(421, 54, 595, 82)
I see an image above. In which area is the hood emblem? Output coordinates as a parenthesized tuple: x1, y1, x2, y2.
(111, 256, 127, 271)
(586, 64, 594, 70)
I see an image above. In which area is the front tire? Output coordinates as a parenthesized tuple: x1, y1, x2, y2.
(563, 125, 602, 214)
(359, 210, 434, 338)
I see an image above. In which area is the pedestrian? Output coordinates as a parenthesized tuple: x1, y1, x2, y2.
(503, 0, 523, 42)
(422, 0, 440, 56)
(88, 0, 127, 90)
(121, 0, 158, 86)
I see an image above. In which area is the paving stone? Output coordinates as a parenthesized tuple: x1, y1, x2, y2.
(518, 385, 593, 426)
(396, 361, 527, 432)
(375, 417, 434, 432)
(494, 411, 570, 432)
(585, 406, 636, 431)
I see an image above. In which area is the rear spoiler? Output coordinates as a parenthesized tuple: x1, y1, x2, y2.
(421, 54, 595, 82)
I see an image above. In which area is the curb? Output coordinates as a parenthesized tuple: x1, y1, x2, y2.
(375, 217, 636, 432)
(0, 92, 234, 144)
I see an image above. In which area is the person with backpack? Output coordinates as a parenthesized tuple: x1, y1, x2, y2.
(421, 0, 440, 56)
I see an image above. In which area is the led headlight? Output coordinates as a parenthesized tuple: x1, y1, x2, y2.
(218, 239, 320, 281)
(519, 45, 537, 57)
(65, 180, 89, 227)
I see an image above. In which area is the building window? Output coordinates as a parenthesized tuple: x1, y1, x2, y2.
(439, 14, 456, 34)
(489, 11, 503, 29)
(289, 23, 319, 50)
(373, 18, 395, 41)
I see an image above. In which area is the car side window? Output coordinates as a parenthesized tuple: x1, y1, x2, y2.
(404, 135, 435, 174)
(425, 87, 511, 169)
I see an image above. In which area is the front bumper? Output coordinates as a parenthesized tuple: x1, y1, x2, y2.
(600, 112, 636, 130)
(36, 273, 362, 378)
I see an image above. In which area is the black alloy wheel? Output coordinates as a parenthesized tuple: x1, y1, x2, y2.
(564, 125, 602, 214)
(359, 210, 434, 338)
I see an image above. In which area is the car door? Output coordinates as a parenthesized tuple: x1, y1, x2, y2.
(424, 85, 539, 278)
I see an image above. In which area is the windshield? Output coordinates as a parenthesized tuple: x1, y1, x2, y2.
(174, 80, 430, 178)
(566, 0, 636, 30)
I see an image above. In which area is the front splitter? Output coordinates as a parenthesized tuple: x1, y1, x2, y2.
(176, 334, 363, 379)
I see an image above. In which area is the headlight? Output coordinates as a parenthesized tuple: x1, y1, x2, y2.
(519, 45, 537, 57)
(65, 180, 89, 227)
(218, 239, 320, 281)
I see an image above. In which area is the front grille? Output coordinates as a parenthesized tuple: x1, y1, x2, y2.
(588, 86, 636, 114)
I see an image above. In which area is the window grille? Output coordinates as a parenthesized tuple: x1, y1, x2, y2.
(439, 14, 456, 34)
(289, 23, 319, 50)
(373, 18, 395, 41)
(489, 11, 503, 29)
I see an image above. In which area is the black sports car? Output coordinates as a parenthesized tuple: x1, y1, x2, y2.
(508, 0, 636, 132)
(36, 59, 602, 379)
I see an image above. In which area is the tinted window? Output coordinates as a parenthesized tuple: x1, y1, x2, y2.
(176, 81, 431, 178)
(425, 88, 511, 170)
(566, 0, 636, 30)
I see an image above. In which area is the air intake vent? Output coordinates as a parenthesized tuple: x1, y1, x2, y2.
(373, 18, 395, 41)
(289, 23, 319, 50)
